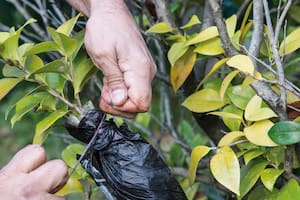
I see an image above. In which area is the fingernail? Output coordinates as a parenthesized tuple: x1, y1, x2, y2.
(111, 89, 126, 105)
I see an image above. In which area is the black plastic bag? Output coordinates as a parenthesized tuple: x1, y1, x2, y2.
(66, 109, 187, 200)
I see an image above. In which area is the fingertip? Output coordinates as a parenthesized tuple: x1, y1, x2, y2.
(110, 88, 127, 106)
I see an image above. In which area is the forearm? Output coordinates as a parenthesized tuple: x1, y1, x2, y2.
(66, 0, 126, 17)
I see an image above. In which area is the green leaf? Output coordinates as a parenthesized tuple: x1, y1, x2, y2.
(194, 37, 224, 56)
(277, 179, 300, 200)
(0, 32, 9, 43)
(45, 73, 66, 94)
(73, 54, 97, 94)
(168, 42, 189, 66)
(227, 85, 255, 110)
(33, 110, 69, 144)
(244, 120, 278, 147)
(146, 22, 173, 34)
(48, 27, 78, 57)
(29, 59, 67, 77)
(210, 146, 240, 195)
(209, 111, 243, 121)
(218, 131, 244, 147)
(56, 13, 81, 36)
(188, 146, 211, 184)
(240, 158, 268, 198)
(261, 168, 284, 191)
(25, 55, 44, 73)
(171, 48, 196, 92)
(268, 121, 300, 145)
(37, 94, 56, 112)
(180, 15, 201, 30)
(245, 95, 278, 121)
(220, 70, 239, 101)
(197, 58, 228, 89)
(248, 185, 279, 200)
(182, 88, 226, 113)
(226, 15, 237, 38)
(223, 104, 244, 131)
(55, 176, 83, 196)
(0, 78, 23, 101)
(62, 144, 85, 168)
(11, 95, 43, 127)
(279, 28, 300, 55)
(24, 41, 61, 56)
(243, 149, 266, 164)
(226, 54, 254, 75)
(2, 65, 24, 78)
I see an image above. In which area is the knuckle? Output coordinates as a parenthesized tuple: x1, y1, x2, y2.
(52, 160, 68, 176)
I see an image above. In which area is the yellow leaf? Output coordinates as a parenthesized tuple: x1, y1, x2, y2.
(171, 48, 196, 92)
(279, 28, 300, 55)
(240, 21, 253, 44)
(245, 95, 278, 121)
(56, 13, 81, 36)
(168, 42, 189, 66)
(182, 88, 226, 113)
(244, 120, 278, 147)
(56, 177, 83, 196)
(218, 131, 245, 147)
(180, 15, 201, 30)
(0, 78, 23, 101)
(186, 26, 218, 45)
(146, 22, 173, 34)
(188, 146, 211, 184)
(226, 15, 237, 38)
(186, 15, 236, 46)
(194, 38, 225, 56)
(232, 30, 241, 50)
(226, 54, 254, 75)
(197, 58, 229, 90)
(210, 146, 240, 195)
(220, 70, 239, 101)
(209, 111, 243, 121)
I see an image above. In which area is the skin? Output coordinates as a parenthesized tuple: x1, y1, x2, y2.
(0, 1, 155, 198)
(66, 0, 157, 118)
(0, 145, 68, 200)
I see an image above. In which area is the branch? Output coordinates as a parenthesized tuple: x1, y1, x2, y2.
(153, 0, 176, 27)
(263, 0, 290, 120)
(248, 0, 264, 67)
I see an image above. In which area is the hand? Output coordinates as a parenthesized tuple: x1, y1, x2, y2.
(84, 0, 156, 118)
(0, 145, 68, 200)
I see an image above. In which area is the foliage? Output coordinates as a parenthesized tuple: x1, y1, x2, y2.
(2, 0, 300, 200)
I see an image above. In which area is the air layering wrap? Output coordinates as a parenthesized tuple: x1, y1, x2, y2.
(66, 109, 187, 200)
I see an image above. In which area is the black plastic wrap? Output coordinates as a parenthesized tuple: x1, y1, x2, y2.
(66, 109, 187, 200)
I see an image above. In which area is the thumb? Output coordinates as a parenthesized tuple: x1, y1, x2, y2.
(94, 58, 128, 106)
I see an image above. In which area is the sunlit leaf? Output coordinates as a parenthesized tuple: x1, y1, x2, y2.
(25, 55, 44, 73)
(209, 111, 243, 121)
(186, 26, 218, 45)
(0, 78, 23, 101)
(279, 28, 300, 55)
(168, 42, 189, 66)
(243, 149, 266, 164)
(210, 146, 240, 195)
(188, 146, 211, 184)
(261, 168, 284, 191)
(227, 85, 255, 110)
(218, 131, 244, 147)
(182, 88, 226, 113)
(245, 95, 278, 121)
(33, 110, 69, 144)
(146, 22, 173, 34)
(48, 27, 78, 57)
(277, 179, 300, 200)
(0, 32, 9, 43)
(244, 120, 278, 147)
(220, 70, 239, 101)
(24, 41, 61, 56)
(226, 15, 237, 38)
(240, 158, 268, 197)
(171, 48, 196, 92)
(11, 95, 43, 127)
(73, 54, 97, 94)
(226, 54, 254, 75)
(180, 15, 201, 30)
(197, 58, 229, 89)
(55, 176, 83, 196)
(240, 2, 253, 39)
(194, 37, 224, 56)
(268, 121, 300, 145)
(57, 13, 81, 36)
(223, 105, 244, 131)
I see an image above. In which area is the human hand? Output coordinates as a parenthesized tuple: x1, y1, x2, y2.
(84, 0, 156, 118)
(0, 145, 68, 200)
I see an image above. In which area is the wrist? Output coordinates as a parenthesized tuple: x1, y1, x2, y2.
(89, 0, 126, 16)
